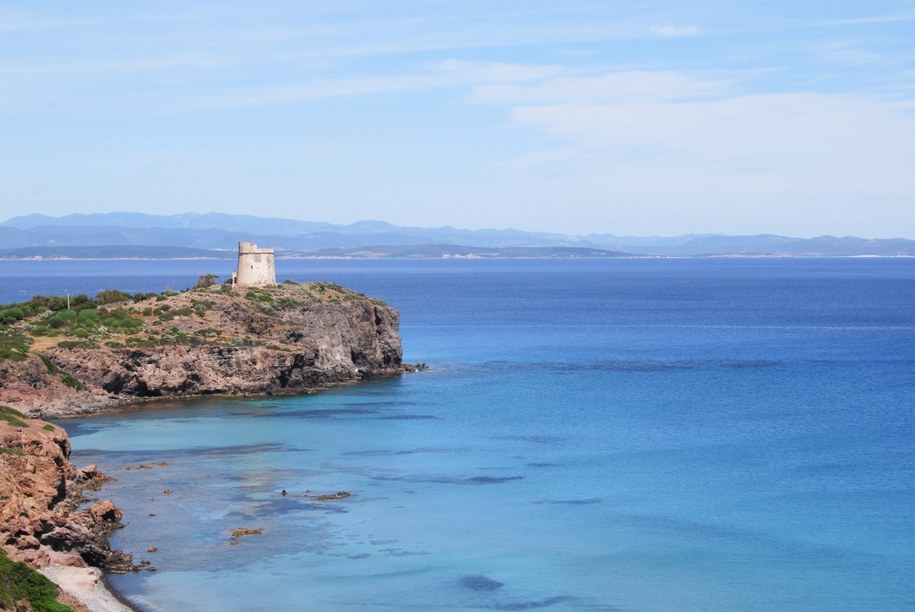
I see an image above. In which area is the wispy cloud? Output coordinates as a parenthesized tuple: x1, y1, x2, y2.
(823, 9, 915, 26)
(650, 24, 700, 38)
(193, 60, 562, 108)
(471, 71, 730, 105)
(817, 40, 884, 66)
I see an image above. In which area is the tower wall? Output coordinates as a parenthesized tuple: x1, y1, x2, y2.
(235, 242, 276, 286)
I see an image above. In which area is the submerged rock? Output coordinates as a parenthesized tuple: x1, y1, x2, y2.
(230, 528, 264, 539)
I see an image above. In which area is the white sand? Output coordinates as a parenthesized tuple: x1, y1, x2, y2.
(40, 565, 134, 612)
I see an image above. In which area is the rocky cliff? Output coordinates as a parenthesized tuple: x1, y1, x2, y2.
(0, 281, 404, 418)
(0, 406, 131, 572)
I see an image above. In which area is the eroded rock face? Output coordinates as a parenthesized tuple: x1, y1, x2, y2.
(0, 282, 404, 417)
(0, 415, 132, 572)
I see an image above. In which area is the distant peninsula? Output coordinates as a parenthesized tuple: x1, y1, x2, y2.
(0, 280, 406, 418)
(2, 212, 914, 257)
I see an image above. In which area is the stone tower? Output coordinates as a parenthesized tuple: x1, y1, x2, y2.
(234, 242, 276, 286)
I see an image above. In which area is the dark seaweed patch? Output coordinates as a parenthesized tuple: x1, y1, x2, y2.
(487, 596, 577, 610)
(343, 401, 420, 408)
(478, 359, 780, 374)
(342, 447, 453, 457)
(463, 476, 524, 484)
(459, 574, 504, 591)
(254, 408, 378, 419)
(370, 474, 524, 486)
(379, 548, 430, 557)
(534, 498, 602, 505)
(343, 449, 417, 456)
(493, 435, 564, 444)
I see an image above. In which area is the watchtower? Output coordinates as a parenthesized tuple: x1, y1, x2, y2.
(233, 242, 276, 286)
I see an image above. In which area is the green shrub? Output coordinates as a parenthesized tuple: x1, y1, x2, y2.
(0, 307, 25, 324)
(31, 325, 51, 336)
(195, 274, 219, 289)
(57, 340, 98, 350)
(0, 446, 25, 456)
(60, 372, 86, 391)
(77, 309, 100, 323)
(48, 310, 77, 328)
(105, 317, 143, 332)
(0, 547, 73, 611)
(0, 330, 30, 362)
(29, 295, 68, 312)
(39, 355, 60, 374)
(71, 327, 92, 338)
(42, 424, 55, 431)
(96, 289, 132, 305)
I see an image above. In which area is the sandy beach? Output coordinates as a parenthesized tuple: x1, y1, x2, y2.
(41, 565, 134, 612)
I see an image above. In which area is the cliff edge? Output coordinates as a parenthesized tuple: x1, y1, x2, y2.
(0, 281, 404, 418)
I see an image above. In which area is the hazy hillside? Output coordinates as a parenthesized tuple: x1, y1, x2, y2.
(2, 213, 914, 257)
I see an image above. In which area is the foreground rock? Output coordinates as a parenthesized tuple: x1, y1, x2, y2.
(1, 407, 134, 608)
(0, 281, 404, 418)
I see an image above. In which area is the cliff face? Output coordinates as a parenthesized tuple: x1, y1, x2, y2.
(0, 282, 403, 417)
(0, 407, 130, 572)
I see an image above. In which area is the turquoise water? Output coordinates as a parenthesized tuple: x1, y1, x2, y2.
(7, 258, 913, 610)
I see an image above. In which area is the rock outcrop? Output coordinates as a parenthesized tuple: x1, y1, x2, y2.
(0, 409, 132, 573)
(0, 281, 404, 418)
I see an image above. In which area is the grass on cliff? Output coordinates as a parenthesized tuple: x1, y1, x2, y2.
(0, 405, 28, 428)
(0, 548, 73, 612)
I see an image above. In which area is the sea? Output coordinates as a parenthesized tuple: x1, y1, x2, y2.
(2, 257, 914, 611)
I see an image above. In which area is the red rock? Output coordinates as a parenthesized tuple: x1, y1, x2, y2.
(89, 500, 122, 523)
(0, 413, 131, 574)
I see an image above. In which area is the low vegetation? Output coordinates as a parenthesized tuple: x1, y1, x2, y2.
(0, 405, 29, 428)
(0, 280, 383, 361)
(0, 547, 73, 612)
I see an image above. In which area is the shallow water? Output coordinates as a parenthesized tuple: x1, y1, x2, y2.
(9, 257, 912, 610)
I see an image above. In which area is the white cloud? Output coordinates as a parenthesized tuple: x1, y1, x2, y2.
(195, 59, 562, 108)
(392, 60, 915, 234)
(426, 59, 562, 83)
(650, 24, 700, 38)
(472, 71, 730, 105)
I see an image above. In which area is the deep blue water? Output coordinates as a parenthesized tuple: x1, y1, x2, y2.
(3, 258, 915, 610)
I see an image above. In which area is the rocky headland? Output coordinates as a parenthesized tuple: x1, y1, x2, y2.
(0, 280, 406, 418)
(1, 405, 133, 610)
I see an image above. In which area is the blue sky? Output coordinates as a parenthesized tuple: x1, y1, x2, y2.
(2, 1, 914, 237)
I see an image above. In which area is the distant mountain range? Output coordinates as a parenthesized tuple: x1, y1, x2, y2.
(1, 212, 914, 258)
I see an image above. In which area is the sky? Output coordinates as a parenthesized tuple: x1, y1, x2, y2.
(2, 1, 914, 238)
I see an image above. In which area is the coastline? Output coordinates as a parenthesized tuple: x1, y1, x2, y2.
(41, 565, 136, 612)
(0, 408, 137, 612)
(0, 281, 407, 420)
